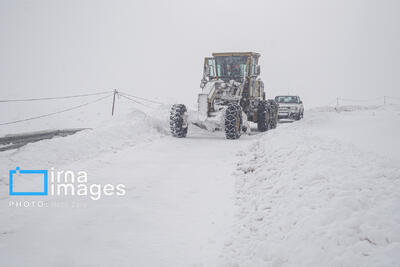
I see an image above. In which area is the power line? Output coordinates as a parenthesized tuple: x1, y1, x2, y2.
(0, 93, 113, 126)
(119, 93, 155, 109)
(0, 91, 112, 103)
(326, 99, 337, 106)
(386, 96, 400, 100)
(118, 91, 164, 105)
(338, 97, 383, 102)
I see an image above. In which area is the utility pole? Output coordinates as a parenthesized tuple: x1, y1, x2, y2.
(384, 96, 386, 105)
(336, 97, 339, 106)
(111, 89, 117, 116)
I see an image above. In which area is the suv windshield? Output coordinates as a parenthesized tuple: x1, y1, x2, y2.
(215, 56, 248, 80)
(275, 96, 299, 104)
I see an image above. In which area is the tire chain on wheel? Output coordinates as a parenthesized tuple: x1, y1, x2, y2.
(257, 100, 270, 132)
(267, 99, 278, 129)
(270, 107, 276, 129)
(225, 103, 242, 139)
(170, 104, 188, 138)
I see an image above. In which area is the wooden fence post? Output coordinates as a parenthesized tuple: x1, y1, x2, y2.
(112, 89, 117, 116)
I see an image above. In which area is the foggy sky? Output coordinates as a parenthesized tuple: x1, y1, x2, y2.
(1, 0, 399, 107)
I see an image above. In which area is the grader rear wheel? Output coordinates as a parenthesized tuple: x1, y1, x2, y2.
(257, 101, 270, 132)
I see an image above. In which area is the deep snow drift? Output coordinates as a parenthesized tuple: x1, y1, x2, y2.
(224, 105, 400, 267)
(0, 104, 399, 267)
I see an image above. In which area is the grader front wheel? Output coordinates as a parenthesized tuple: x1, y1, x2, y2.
(170, 104, 188, 138)
(225, 103, 242, 140)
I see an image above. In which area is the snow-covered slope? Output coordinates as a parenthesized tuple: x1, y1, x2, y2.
(0, 104, 169, 169)
(0, 104, 399, 267)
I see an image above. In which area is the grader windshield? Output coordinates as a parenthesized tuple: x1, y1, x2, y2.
(215, 56, 248, 81)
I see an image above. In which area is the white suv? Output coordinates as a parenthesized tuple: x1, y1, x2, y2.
(275, 95, 304, 120)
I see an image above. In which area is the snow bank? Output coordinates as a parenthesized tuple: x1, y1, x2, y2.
(0, 105, 170, 188)
(223, 107, 400, 267)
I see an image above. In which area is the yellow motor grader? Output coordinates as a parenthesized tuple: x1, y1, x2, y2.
(170, 52, 278, 139)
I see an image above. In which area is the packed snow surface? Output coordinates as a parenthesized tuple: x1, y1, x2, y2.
(0, 104, 399, 267)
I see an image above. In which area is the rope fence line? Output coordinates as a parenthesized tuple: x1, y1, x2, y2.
(0, 93, 113, 126)
(119, 93, 157, 109)
(326, 99, 338, 107)
(1, 88, 399, 126)
(118, 91, 164, 105)
(0, 89, 166, 126)
(0, 91, 113, 103)
(338, 97, 383, 102)
(326, 96, 400, 107)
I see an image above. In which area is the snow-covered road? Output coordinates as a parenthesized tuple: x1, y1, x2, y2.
(0, 111, 258, 266)
(0, 105, 399, 267)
